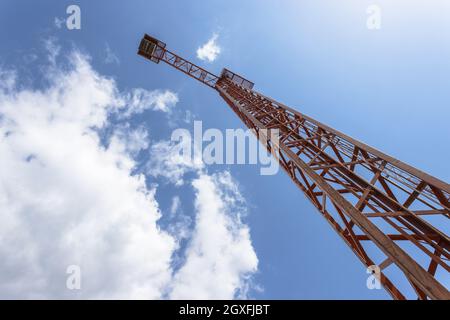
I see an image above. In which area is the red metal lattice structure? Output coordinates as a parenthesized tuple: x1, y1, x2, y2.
(137, 34, 450, 300)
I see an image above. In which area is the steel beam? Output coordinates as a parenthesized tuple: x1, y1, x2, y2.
(138, 34, 450, 299)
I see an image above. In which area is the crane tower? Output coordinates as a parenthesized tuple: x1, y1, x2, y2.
(137, 34, 450, 300)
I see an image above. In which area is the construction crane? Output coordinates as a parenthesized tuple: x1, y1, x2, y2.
(137, 34, 450, 300)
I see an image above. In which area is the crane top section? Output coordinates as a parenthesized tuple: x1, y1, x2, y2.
(137, 33, 449, 195)
(137, 31, 450, 299)
(220, 68, 254, 90)
(138, 34, 254, 89)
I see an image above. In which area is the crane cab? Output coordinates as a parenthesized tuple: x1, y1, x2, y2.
(138, 34, 166, 64)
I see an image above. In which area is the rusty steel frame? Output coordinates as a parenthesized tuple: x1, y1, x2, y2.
(138, 34, 450, 300)
(138, 35, 219, 88)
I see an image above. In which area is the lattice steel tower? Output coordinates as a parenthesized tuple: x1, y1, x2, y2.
(137, 34, 450, 300)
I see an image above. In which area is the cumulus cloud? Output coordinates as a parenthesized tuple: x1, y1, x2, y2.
(0, 43, 257, 299)
(0, 51, 177, 299)
(145, 132, 259, 298)
(196, 33, 221, 62)
(170, 172, 258, 299)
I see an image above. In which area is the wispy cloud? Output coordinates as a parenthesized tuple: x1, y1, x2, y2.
(170, 196, 181, 215)
(146, 138, 203, 186)
(104, 43, 120, 65)
(196, 33, 221, 62)
(43, 37, 61, 65)
(54, 17, 65, 29)
(122, 88, 178, 116)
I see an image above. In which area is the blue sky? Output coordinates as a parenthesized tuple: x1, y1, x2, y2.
(0, 1, 449, 299)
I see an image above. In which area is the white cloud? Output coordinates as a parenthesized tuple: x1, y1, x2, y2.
(146, 139, 203, 186)
(0, 43, 258, 299)
(43, 37, 61, 65)
(170, 172, 258, 299)
(110, 124, 150, 156)
(170, 196, 181, 215)
(122, 88, 178, 116)
(166, 196, 192, 245)
(0, 50, 177, 299)
(196, 33, 221, 62)
(0, 69, 17, 92)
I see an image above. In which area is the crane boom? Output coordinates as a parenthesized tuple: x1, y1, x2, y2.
(138, 34, 450, 300)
